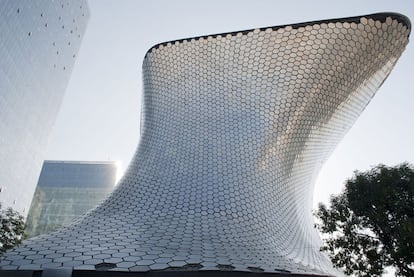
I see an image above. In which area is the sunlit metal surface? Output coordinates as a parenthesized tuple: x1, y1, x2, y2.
(1, 13, 410, 276)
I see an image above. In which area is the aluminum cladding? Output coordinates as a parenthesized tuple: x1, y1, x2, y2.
(1, 13, 410, 276)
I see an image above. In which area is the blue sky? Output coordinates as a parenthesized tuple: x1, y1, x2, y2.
(45, 0, 414, 210)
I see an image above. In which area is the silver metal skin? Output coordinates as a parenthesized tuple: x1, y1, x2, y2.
(1, 13, 410, 276)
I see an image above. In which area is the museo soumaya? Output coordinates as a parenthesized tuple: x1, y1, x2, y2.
(0, 6, 410, 277)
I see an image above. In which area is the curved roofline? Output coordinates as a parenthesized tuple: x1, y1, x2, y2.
(145, 12, 411, 57)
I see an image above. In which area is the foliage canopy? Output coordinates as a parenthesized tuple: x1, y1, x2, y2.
(0, 204, 25, 255)
(315, 163, 414, 276)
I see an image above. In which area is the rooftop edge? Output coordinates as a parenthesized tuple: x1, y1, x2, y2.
(144, 12, 411, 58)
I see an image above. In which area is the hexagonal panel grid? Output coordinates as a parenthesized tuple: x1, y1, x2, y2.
(0, 12, 410, 277)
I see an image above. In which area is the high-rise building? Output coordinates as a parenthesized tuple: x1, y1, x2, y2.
(0, 13, 410, 276)
(0, 1, 89, 217)
(25, 161, 119, 238)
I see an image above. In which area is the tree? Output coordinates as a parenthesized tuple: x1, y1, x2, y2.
(315, 163, 414, 276)
(0, 204, 25, 255)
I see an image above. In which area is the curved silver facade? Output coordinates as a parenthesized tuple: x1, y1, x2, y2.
(1, 13, 410, 276)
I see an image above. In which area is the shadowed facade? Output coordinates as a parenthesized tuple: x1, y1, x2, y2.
(0, 13, 410, 277)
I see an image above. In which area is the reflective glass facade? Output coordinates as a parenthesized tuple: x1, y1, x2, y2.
(25, 161, 118, 238)
(0, 13, 410, 276)
(0, 1, 89, 217)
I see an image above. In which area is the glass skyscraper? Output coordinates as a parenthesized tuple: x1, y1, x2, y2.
(0, 1, 89, 217)
(25, 161, 119, 238)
